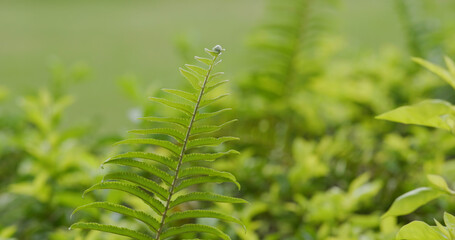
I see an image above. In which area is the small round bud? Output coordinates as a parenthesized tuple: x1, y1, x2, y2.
(212, 45, 224, 54)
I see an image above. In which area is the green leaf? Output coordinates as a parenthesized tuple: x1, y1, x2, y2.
(161, 224, 230, 240)
(170, 192, 247, 208)
(185, 64, 208, 76)
(413, 57, 455, 90)
(83, 182, 165, 215)
(108, 152, 177, 170)
(70, 222, 152, 240)
(200, 94, 229, 108)
(175, 176, 240, 192)
(179, 166, 239, 189)
(187, 136, 239, 149)
(376, 99, 455, 132)
(195, 56, 213, 66)
(149, 97, 194, 115)
(434, 219, 451, 239)
(103, 172, 168, 200)
(191, 119, 237, 135)
(209, 72, 224, 80)
(205, 79, 229, 93)
(72, 202, 160, 231)
(427, 174, 455, 194)
(166, 210, 244, 228)
(103, 158, 174, 185)
(444, 212, 455, 232)
(162, 88, 198, 103)
(382, 187, 443, 218)
(396, 221, 446, 240)
(139, 116, 189, 127)
(115, 138, 181, 155)
(128, 128, 185, 142)
(180, 67, 202, 90)
(445, 56, 455, 78)
(195, 108, 231, 121)
(182, 150, 240, 163)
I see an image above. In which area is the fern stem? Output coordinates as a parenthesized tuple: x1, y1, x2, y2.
(155, 53, 220, 240)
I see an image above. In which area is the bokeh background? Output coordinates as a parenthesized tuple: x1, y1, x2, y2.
(1, 0, 455, 239)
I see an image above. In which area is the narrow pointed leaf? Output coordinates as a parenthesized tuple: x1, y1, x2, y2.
(200, 94, 229, 108)
(115, 138, 181, 155)
(161, 224, 230, 240)
(166, 210, 244, 228)
(182, 150, 240, 163)
(170, 192, 247, 208)
(83, 182, 165, 214)
(191, 119, 237, 135)
(129, 128, 185, 142)
(72, 202, 160, 231)
(195, 56, 213, 66)
(108, 152, 177, 170)
(187, 136, 239, 149)
(413, 57, 455, 90)
(162, 88, 198, 103)
(180, 68, 201, 90)
(195, 108, 231, 121)
(209, 72, 224, 80)
(185, 64, 207, 76)
(205, 79, 229, 93)
(70, 222, 152, 240)
(103, 158, 173, 185)
(103, 172, 168, 200)
(175, 176, 240, 192)
(149, 97, 194, 115)
(445, 56, 455, 77)
(180, 166, 239, 188)
(139, 116, 189, 127)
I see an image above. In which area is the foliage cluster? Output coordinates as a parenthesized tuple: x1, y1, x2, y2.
(1, 0, 455, 239)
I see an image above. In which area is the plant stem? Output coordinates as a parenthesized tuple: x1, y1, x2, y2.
(155, 54, 219, 240)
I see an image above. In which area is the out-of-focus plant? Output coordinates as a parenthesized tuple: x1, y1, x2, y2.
(0, 62, 101, 239)
(378, 56, 455, 239)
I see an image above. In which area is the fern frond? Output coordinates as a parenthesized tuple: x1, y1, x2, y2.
(72, 45, 244, 240)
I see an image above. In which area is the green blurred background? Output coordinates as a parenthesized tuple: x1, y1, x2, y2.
(1, 0, 427, 132)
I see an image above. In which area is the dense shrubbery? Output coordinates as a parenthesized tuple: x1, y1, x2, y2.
(1, 0, 455, 239)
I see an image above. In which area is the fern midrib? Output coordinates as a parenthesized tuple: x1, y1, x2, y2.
(155, 54, 219, 240)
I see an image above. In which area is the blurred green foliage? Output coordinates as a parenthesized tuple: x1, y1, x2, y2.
(1, 0, 455, 239)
